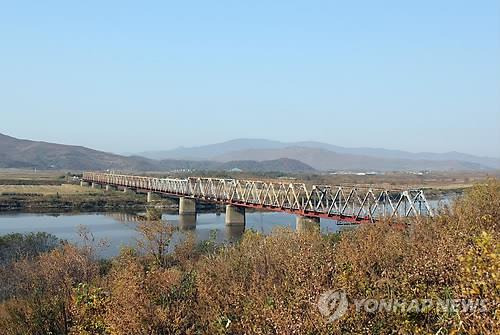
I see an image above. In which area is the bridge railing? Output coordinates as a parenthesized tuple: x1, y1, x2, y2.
(83, 172, 433, 221)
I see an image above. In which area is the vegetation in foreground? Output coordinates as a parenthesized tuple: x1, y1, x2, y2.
(0, 180, 498, 334)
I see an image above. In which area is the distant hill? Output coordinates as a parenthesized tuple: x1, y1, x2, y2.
(213, 147, 485, 171)
(139, 139, 286, 160)
(138, 138, 499, 171)
(286, 141, 500, 170)
(0, 133, 158, 171)
(154, 157, 315, 173)
(0, 133, 313, 173)
(219, 158, 314, 173)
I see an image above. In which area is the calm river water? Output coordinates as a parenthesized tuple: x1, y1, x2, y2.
(0, 211, 355, 258)
(0, 195, 454, 258)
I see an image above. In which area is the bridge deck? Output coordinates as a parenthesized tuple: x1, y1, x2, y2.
(83, 172, 433, 223)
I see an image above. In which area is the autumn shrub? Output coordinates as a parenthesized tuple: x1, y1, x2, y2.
(70, 283, 109, 335)
(0, 232, 62, 266)
(457, 231, 499, 334)
(195, 228, 335, 334)
(103, 252, 156, 334)
(101, 249, 199, 335)
(0, 245, 98, 334)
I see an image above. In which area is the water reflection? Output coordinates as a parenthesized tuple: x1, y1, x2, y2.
(225, 225, 245, 241)
(179, 214, 196, 230)
(107, 212, 143, 223)
(0, 211, 353, 258)
(0, 192, 456, 259)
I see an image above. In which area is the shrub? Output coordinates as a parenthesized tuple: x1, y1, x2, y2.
(0, 245, 98, 334)
(0, 232, 62, 266)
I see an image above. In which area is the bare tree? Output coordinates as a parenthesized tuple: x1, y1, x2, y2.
(136, 207, 177, 268)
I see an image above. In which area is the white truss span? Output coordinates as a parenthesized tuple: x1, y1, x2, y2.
(83, 172, 433, 223)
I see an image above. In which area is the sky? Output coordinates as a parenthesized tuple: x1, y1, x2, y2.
(0, 0, 499, 157)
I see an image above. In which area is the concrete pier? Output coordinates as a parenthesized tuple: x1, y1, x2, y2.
(179, 197, 196, 215)
(296, 216, 320, 233)
(147, 191, 153, 203)
(123, 187, 128, 193)
(105, 185, 111, 191)
(80, 181, 87, 187)
(225, 205, 245, 226)
(91, 182, 97, 189)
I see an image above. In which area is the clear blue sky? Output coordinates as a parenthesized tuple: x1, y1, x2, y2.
(1, 0, 499, 157)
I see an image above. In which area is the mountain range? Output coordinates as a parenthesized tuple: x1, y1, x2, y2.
(1, 133, 498, 172)
(0, 133, 313, 173)
(139, 139, 500, 171)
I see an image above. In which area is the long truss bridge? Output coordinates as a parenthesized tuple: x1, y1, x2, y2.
(82, 172, 433, 226)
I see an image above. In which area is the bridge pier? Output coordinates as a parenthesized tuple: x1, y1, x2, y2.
(147, 191, 153, 203)
(80, 181, 87, 187)
(296, 216, 320, 233)
(225, 205, 245, 226)
(123, 187, 128, 193)
(179, 197, 196, 215)
(105, 185, 112, 191)
(91, 182, 98, 189)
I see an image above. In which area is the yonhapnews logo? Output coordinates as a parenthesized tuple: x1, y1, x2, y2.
(317, 290, 349, 323)
(317, 290, 491, 323)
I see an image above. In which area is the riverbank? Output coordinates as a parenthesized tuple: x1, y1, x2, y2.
(0, 183, 221, 213)
(0, 184, 150, 212)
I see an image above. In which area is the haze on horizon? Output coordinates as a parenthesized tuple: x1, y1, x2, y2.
(1, 1, 499, 157)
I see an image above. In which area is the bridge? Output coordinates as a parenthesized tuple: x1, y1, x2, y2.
(82, 172, 433, 229)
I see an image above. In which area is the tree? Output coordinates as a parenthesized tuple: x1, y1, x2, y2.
(136, 207, 177, 268)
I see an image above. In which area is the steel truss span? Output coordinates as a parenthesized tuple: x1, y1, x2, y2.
(83, 172, 433, 223)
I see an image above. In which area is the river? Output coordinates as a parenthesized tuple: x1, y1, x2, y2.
(0, 211, 356, 258)
(0, 194, 455, 258)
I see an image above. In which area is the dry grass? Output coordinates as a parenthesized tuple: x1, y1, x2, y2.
(0, 169, 67, 180)
(0, 184, 102, 195)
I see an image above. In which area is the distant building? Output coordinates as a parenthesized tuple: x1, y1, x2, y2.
(278, 176, 296, 180)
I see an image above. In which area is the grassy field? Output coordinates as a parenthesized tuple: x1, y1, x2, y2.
(0, 169, 67, 179)
(0, 171, 150, 212)
(0, 184, 103, 195)
(0, 170, 76, 186)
